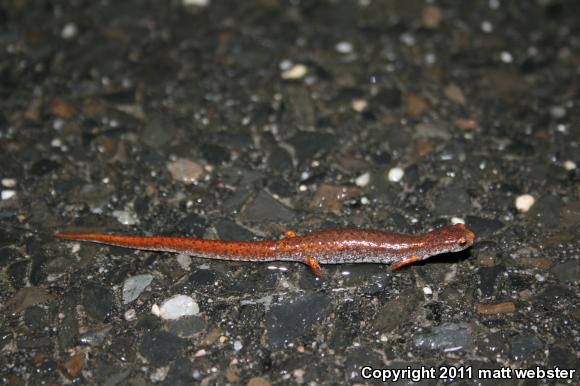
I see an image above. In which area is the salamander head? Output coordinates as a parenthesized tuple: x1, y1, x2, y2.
(428, 223, 474, 254)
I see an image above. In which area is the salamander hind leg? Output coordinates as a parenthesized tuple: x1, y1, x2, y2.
(390, 255, 419, 271)
(303, 256, 323, 277)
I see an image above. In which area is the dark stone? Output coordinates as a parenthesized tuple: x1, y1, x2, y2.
(414, 323, 472, 351)
(30, 159, 61, 175)
(527, 194, 561, 227)
(344, 347, 385, 384)
(23, 305, 50, 331)
(175, 213, 207, 238)
(266, 293, 331, 347)
(139, 331, 185, 367)
(240, 190, 295, 223)
(110, 336, 136, 362)
(286, 131, 336, 165)
(373, 290, 422, 331)
(267, 146, 293, 173)
(510, 335, 543, 360)
(478, 264, 505, 298)
(202, 143, 231, 165)
(433, 185, 469, 215)
(162, 357, 194, 386)
(465, 216, 504, 236)
(214, 218, 255, 241)
(551, 260, 579, 283)
(7, 260, 28, 288)
(372, 87, 402, 109)
(167, 316, 206, 338)
(82, 283, 113, 321)
(189, 269, 218, 287)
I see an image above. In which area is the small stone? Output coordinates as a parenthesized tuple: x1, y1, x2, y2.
(422, 5, 443, 29)
(354, 172, 370, 187)
(510, 335, 543, 360)
(310, 183, 361, 213)
(158, 295, 199, 320)
(414, 323, 471, 352)
(563, 160, 576, 171)
(1, 190, 16, 200)
(167, 158, 204, 184)
(60, 353, 85, 379)
(281, 64, 308, 80)
(404, 94, 429, 117)
(112, 208, 139, 225)
(454, 117, 477, 130)
(443, 84, 466, 104)
(335, 41, 353, 54)
(183, 0, 209, 6)
(515, 194, 535, 212)
(61, 23, 78, 39)
(387, 167, 404, 182)
(1, 178, 16, 188)
(351, 99, 368, 112)
(140, 331, 185, 367)
(514, 257, 553, 270)
(549, 105, 566, 118)
(122, 274, 154, 304)
(246, 377, 271, 386)
(422, 287, 433, 295)
(176, 254, 192, 271)
(233, 340, 243, 351)
(476, 301, 516, 315)
(124, 309, 137, 321)
(49, 99, 77, 118)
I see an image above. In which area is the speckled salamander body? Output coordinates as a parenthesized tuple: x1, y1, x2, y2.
(54, 224, 474, 277)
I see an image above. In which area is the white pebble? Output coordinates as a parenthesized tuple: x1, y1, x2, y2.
(124, 309, 137, 321)
(281, 64, 308, 80)
(351, 99, 368, 112)
(335, 41, 353, 54)
(112, 209, 139, 225)
(183, 0, 209, 6)
(151, 304, 161, 317)
(515, 194, 535, 212)
(500, 51, 513, 63)
(563, 160, 576, 171)
(1, 190, 16, 200)
(422, 287, 433, 295)
(158, 295, 199, 320)
(1, 178, 17, 188)
(387, 167, 404, 182)
(451, 217, 465, 225)
(61, 23, 78, 39)
(233, 340, 243, 351)
(122, 274, 154, 304)
(176, 254, 192, 271)
(355, 172, 370, 187)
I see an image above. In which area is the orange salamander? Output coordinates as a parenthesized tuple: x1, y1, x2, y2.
(54, 224, 474, 277)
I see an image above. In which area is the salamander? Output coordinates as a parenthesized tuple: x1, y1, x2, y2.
(54, 223, 474, 277)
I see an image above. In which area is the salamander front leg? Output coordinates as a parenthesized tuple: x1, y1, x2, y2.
(284, 230, 297, 238)
(303, 256, 323, 277)
(390, 255, 419, 271)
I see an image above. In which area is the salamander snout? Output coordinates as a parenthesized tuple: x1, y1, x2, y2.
(432, 223, 475, 252)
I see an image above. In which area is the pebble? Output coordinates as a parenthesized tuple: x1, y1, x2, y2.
(183, 0, 209, 6)
(1, 190, 16, 200)
(510, 335, 543, 360)
(354, 172, 370, 187)
(414, 322, 472, 351)
(476, 301, 516, 315)
(310, 183, 361, 213)
(351, 99, 368, 112)
(167, 315, 206, 338)
(112, 208, 139, 225)
(387, 167, 404, 182)
(563, 160, 576, 170)
(404, 94, 429, 117)
(265, 293, 331, 347)
(422, 5, 443, 29)
(60, 353, 85, 379)
(167, 158, 204, 184)
(61, 23, 78, 39)
(124, 309, 137, 321)
(281, 63, 308, 80)
(335, 41, 353, 54)
(122, 274, 154, 304)
(158, 295, 200, 320)
(176, 254, 192, 271)
(515, 194, 535, 212)
(1, 178, 16, 188)
(139, 331, 185, 367)
(83, 283, 113, 321)
(551, 260, 579, 283)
